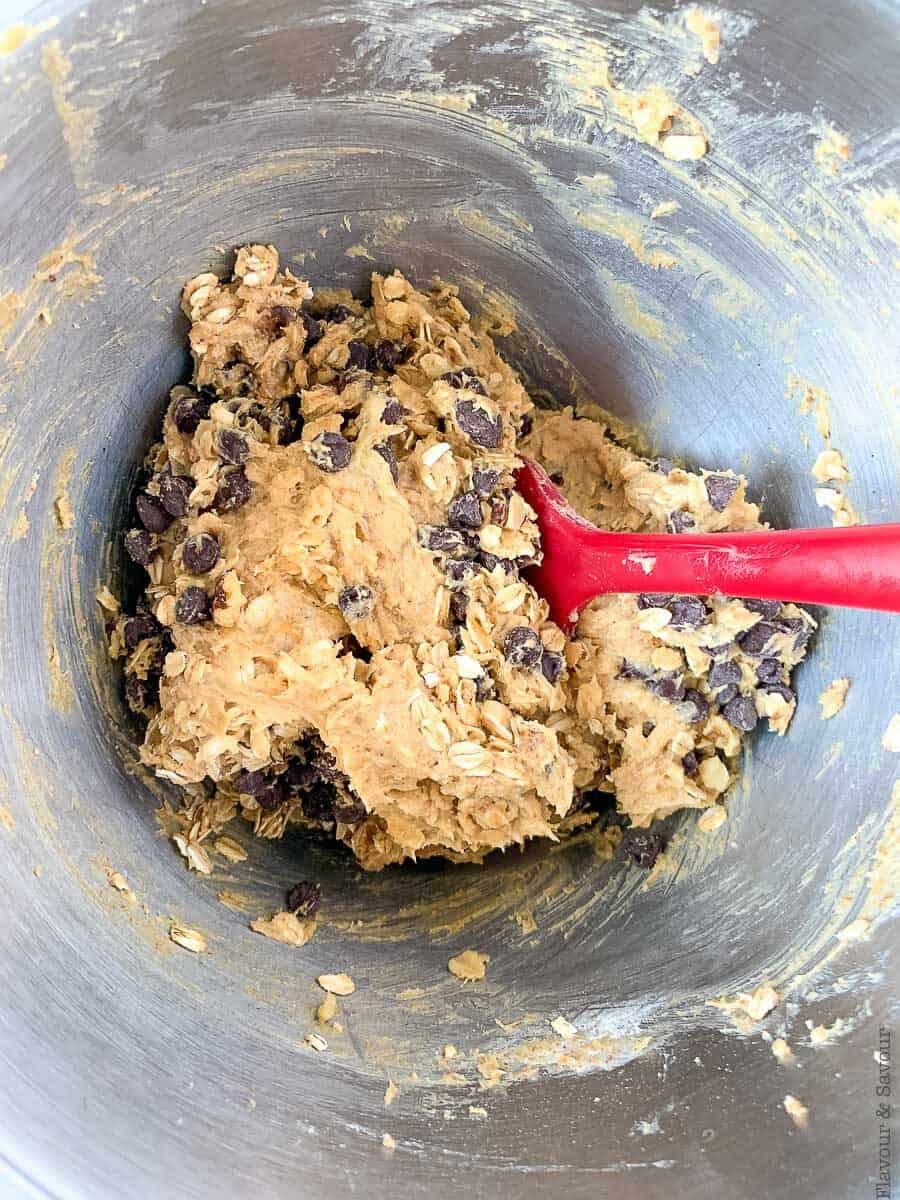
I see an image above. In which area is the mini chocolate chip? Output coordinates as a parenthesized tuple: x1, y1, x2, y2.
(218, 428, 250, 466)
(642, 721, 655, 737)
(215, 468, 252, 512)
(172, 392, 211, 434)
(308, 431, 352, 473)
(705, 473, 740, 511)
(518, 412, 533, 438)
(448, 490, 483, 531)
(136, 492, 173, 534)
(540, 651, 565, 684)
(182, 532, 220, 574)
(682, 750, 699, 776)
(667, 510, 695, 534)
(622, 830, 665, 869)
(472, 466, 500, 497)
(454, 398, 502, 449)
(475, 674, 495, 702)
(374, 340, 406, 371)
(346, 339, 373, 370)
(756, 657, 783, 684)
(762, 682, 795, 703)
(234, 769, 269, 796)
(449, 590, 470, 626)
(286, 880, 321, 918)
(617, 660, 650, 681)
(668, 597, 708, 630)
(636, 593, 674, 610)
(124, 612, 161, 651)
(443, 368, 487, 395)
(374, 440, 399, 483)
(301, 783, 335, 823)
(736, 621, 778, 657)
(267, 303, 297, 332)
(722, 694, 758, 732)
(418, 525, 465, 553)
(300, 311, 324, 346)
(124, 528, 155, 566)
(479, 551, 500, 572)
(333, 793, 367, 824)
(715, 683, 740, 705)
(743, 598, 781, 619)
(708, 660, 741, 689)
(549, 472, 564, 485)
(338, 584, 373, 621)
(381, 398, 408, 425)
(125, 673, 158, 713)
(490, 492, 509, 526)
(646, 674, 686, 702)
(446, 559, 479, 587)
(679, 688, 709, 724)
(158, 473, 192, 518)
(503, 626, 542, 669)
(174, 586, 211, 625)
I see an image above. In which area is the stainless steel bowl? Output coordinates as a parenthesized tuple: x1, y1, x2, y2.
(1, 1, 897, 1196)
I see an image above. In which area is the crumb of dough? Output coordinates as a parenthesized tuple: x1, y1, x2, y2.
(811, 449, 850, 483)
(305, 1032, 327, 1052)
(55, 494, 74, 528)
(814, 486, 860, 527)
(116, 247, 813, 874)
(809, 1018, 846, 1045)
(771, 1038, 795, 1064)
(317, 972, 356, 996)
(33, 865, 42, 877)
(468, 1105, 488, 1118)
(697, 804, 726, 832)
(448, 949, 490, 982)
(384, 1080, 400, 1106)
(213, 835, 247, 862)
(710, 984, 779, 1022)
(650, 200, 680, 219)
(169, 923, 207, 953)
(684, 8, 721, 64)
(316, 992, 338, 1024)
(250, 911, 317, 947)
(106, 869, 135, 900)
(818, 678, 850, 719)
(882, 714, 900, 752)
(477, 1053, 505, 1087)
(95, 585, 120, 614)
(514, 909, 537, 934)
(836, 917, 870, 943)
(381, 1133, 396, 1150)
(783, 1094, 809, 1129)
(551, 1016, 578, 1038)
(442, 1044, 458, 1060)
(814, 126, 851, 175)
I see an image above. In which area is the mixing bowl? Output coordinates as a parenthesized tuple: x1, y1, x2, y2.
(1, 0, 897, 1196)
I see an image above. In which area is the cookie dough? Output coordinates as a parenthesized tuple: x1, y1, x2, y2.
(113, 245, 814, 871)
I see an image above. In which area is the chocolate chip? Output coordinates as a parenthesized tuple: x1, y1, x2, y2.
(327, 304, 352, 323)
(549, 472, 564, 485)
(636, 593, 674, 610)
(518, 412, 533, 438)
(174, 586, 211, 625)
(418, 525, 465, 553)
(479, 552, 500, 572)
(617, 660, 650, 681)
(702, 641, 733, 658)
(755, 657, 783, 684)
(736, 621, 778, 657)
(449, 590, 470, 626)
(381, 398, 408, 425)
(715, 683, 739, 705)
(743, 598, 780, 619)
(775, 616, 812, 649)
(300, 312, 324, 346)
(286, 880, 321, 917)
(490, 493, 509, 526)
(540, 651, 565, 684)
(762, 682, 795, 704)
(679, 688, 709, 724)
(124, 528, 155, 566)
(705, 473, 740, 511)
(667, 510, 695, 534)
(308, 431, 352, 473)
(374, 440, 399, 483)
(338, 584, 373, 621)
(301, 783, 335, 823)
(159, 473, 192, 518)
(722, 694, 758, 732)
(172, 392, 212, 435)
(234, 769, 269, 796)
(124, 612, 161, 651)
(443, 368, 486, 395)
(267, 303, 297, 332)
(670, 597, 708, 630)
(125, 673, 157, 713)
(346, 339, 373, 370)
(333, 793, 367, 824)
(454, 398, 502, 448)
(446, 559, 479, 587)
(642, 721, 655, 737)
(136, 492, 173, 533)
(215, 468, 252, 512)
(646, 673, 686, 702)
(448, 490, 483, 531)
(218, 428, 250, 466)
(374, 340, 406, 371)
(472, 466, 500, 497)
(182, 532, 220, 574)
(503, 626, 542, 669)
(708, 660, 741, 689)
(682, 750, 699, 776)
(622, 830, 665, 869)
(255, 780, 287, 811)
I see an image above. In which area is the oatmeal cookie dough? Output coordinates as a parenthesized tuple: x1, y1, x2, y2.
(113, 245, 813, 870)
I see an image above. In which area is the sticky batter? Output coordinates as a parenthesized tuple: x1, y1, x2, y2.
(113, 245, 813, 871)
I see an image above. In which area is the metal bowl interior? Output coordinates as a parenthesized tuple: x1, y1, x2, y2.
(0, 1, 897, 1197)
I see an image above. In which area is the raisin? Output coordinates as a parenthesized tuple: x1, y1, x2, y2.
(622, 830, 665, 869)
(181, 533, 220, 575)
(174, 587, 211, 625)
(124, 528, 155, 566)
(135, 492, 173, 534)
(286, 880, 321, 918)
(123, 612, 161, 651)
(215, 468, 252, 511)
(159, 473, 192, 518)
(217, 429, 250, 466)
(454, 398, 502, 448)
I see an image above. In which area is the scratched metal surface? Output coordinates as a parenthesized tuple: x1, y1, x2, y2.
(0, 0, 897, 1197)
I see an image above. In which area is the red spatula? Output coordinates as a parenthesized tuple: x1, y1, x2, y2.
(516, 459, 900, 633)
